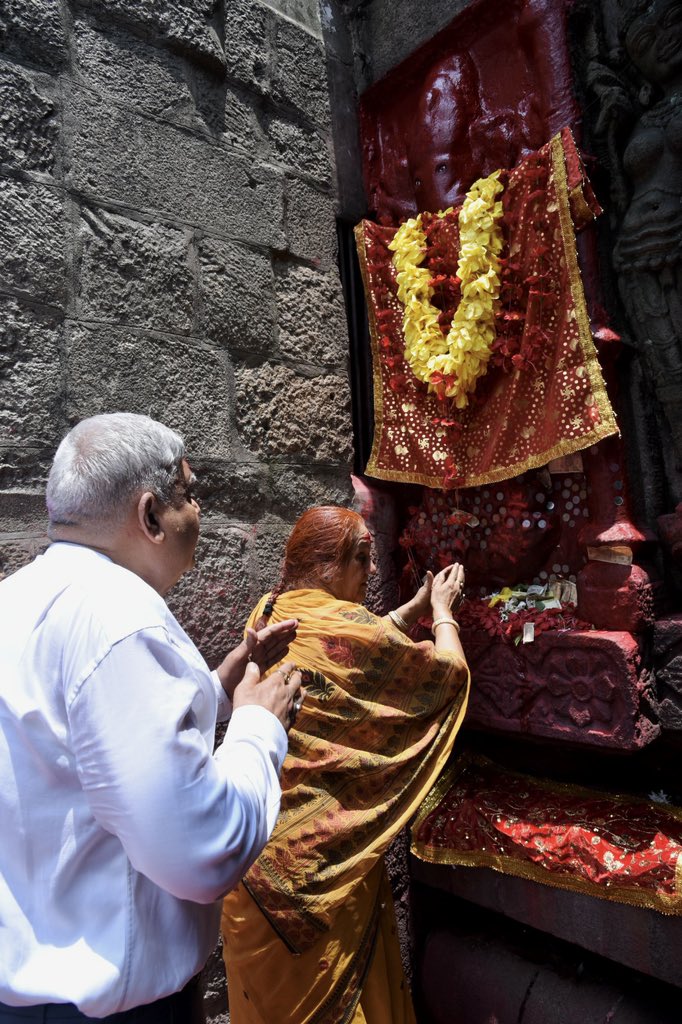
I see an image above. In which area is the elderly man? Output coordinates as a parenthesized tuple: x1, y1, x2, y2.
(0, 413, 303, 1022)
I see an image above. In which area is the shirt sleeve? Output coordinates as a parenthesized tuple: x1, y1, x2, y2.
(212, 668, 233, 722)
(67, 627, 288, 904)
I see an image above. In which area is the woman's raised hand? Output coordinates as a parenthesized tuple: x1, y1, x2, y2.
(430, 563, 465, 619)
(408, 570, 434, 618)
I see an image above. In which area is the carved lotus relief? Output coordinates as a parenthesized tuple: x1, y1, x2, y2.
(465, 636, 649, 747)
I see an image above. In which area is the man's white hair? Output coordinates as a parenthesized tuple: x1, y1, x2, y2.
(46, 412, 186, 533)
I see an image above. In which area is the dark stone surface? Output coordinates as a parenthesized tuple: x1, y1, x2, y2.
(412, 860, 682, 989)
(653, 614, 682, 730)
(0, 0, 67, 70)
(0, 178, 66, 306)
(76, 0, 225, 72)
(0, 60, 60, 176)
(414, 884, 682, 1023)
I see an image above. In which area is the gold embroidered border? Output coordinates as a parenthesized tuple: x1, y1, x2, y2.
(354, 222, 390, 483)
(550, 131, 619, 443)
(362, 426, 618, 490)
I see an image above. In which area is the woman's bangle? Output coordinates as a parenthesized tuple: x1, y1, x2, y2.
(432, 617, 460, 634)
(388, 609, 409, 633)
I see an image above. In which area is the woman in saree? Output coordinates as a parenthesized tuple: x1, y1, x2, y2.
(221, 505, 469, 1024)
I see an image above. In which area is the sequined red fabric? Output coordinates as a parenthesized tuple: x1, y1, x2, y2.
(355, 129, 618, 489)
(412, 754, 682, 913)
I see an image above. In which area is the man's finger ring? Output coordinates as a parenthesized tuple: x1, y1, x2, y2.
(293, 699, 302, 713)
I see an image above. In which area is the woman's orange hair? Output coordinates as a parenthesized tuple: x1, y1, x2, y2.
(256, 507, 365, 627)
(281, 506, 365, 591)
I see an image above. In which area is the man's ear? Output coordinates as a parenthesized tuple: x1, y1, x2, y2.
(137, 491, 165, 544)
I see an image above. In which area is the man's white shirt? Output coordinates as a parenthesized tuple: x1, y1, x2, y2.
(0, 542, 287, 1016)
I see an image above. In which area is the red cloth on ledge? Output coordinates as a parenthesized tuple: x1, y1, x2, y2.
(412, 753, 682, 914)
(354, 129, 618, 489)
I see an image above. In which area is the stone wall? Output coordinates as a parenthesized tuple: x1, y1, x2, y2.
(0, 0, 355, 669)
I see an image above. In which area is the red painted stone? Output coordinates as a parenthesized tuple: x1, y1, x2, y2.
(577, 562, 654, 632)
(462, 629, 659, 749)
(359, 0, 578, 224)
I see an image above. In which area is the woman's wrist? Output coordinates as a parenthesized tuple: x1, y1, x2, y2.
(395, 599, 421, 626)
(431, 605, 456, 622)
(432, 616, 460, 634)
(388, 609, 410, 633)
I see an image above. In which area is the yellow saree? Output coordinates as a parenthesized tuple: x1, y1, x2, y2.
(221, 589, 469, 1024)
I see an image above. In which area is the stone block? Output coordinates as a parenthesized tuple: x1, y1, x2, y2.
(268, 464, 354, 518)
(271, 17, 330, 129)
(274, 262, 348, 366)
(462, 629, 659, 750)
(0, 297, 63, 448)
(417, 903, 681, 1024)
(0, 491, 49, 536)
(0, 178, 65, 306)
(653, 614, 682, 731)
(76, 205, 193, 333)
(0, 449, 52, 492)
(234, 362, 353, 463)
(65, 324, 232, 459)
(0, 538, 48, 582)
(77, 0, 225, 72)
(223, 0, 270, 91)
(261, 0, 322, 36)
(199, 236, 275, 355)
(253, 513, 289, 596)
(577, 562, 654, 632)
(190, 459, 353, 524)
(166, 526, 254, 668)
(192, 458, 271, 523)
(284, 177, 337, 265)
(65, 87, 285, 247)
(265, 115, 332, 183)
(412, 859, 682, 990)
(0, 0, 67, 70)
(72, 19, 261, 148)
(0, 60, 59, 176)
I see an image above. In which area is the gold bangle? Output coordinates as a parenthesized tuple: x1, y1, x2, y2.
(388, 609, 409, 632)
(432, 617, 460, 634)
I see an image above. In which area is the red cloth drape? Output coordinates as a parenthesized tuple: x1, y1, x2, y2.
(355, 129, 618, 489)
(412, 753, 682, 914)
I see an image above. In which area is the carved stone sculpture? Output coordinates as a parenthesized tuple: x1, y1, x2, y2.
(584, 0, 682, 477)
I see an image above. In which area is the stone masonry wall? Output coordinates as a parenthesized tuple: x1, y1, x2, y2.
(0, 2, 354, 1017)
(0, 0, 354, 658)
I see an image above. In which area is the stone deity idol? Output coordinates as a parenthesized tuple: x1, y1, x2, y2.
(593, 0, 682, 475)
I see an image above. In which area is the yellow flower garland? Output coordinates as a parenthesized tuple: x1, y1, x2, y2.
(389, 170, 505, 408)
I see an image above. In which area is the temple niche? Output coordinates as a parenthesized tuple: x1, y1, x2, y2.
(344, 0, 682, 1016)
